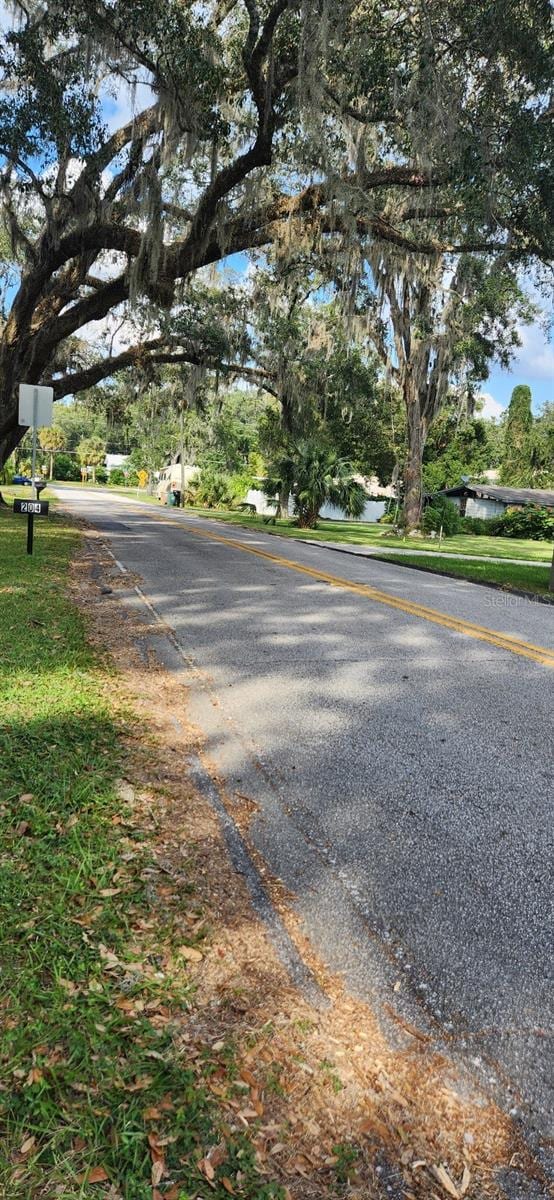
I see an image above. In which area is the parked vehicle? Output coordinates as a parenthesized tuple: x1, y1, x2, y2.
(156, 463, 198, 502)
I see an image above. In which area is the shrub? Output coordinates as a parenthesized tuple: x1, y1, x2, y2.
(459, 515, 491, 535)
(108, 467, 126, 486)
(95, 466, 108, 484)
(228, 470, 256, 506)
(489, 506, 554, 541)
(126, 469, 139, 487)
(422, 496, 461, 536)
(194, 469, 233, 508)
(52, 453, 81, 481)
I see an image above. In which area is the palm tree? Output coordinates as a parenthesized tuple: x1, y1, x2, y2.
(38, 426, 66, 479)
(76, 437, 106, 484)
(263, 441, 367, 529)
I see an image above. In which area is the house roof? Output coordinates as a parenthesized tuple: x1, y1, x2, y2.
(440, 483, 554, 508)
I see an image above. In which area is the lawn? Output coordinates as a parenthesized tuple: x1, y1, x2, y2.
(184, 507, 554, 563)
(48, 481, 161, 503)
(0, 507, 285, 1200)
(370, 552, 552, 596)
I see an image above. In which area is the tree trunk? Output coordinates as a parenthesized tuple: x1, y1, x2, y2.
(0, 424, 22, 471)
(49, 452, 54, 480)
(297, 505, 318, 529)
(403, 387, 427, 531)
(275, 487, 289, 519)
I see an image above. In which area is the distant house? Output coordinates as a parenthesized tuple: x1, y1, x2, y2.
(244, 474, 393, 522)
(440, 483, 554, 519)
(105, 454, 129, 475)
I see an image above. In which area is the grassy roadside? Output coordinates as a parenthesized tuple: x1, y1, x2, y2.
(0, 508, 284, 1200)
(181, 507, 553, 563)
(370, 552, 552, 596)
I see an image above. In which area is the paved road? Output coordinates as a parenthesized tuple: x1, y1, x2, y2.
(55, 488, 554, 1152)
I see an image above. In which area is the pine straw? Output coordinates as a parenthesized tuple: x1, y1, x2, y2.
(69, 532, 545, 1200)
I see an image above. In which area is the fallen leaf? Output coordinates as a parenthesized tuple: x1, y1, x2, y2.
(58, 977, 77, 994)
(208, 1142, 227, 1169)
(178, 945, 203, 963)
(151, 1160, 164, 1186)
(19, 793, 33, 802)
(432, 1164, 460, 1198)
(125, 1076, 153, 1092)
(77, 1165, 109, 1185)
(15, 820, 30, 836)
(200, 1157, 215, 1181)
(143, 1106, 161, 1120)
(221, 1179, 234, 1194)
(460, 1166, 471, 1196)
(25, 1067, 43, 1086)
(19, 1135, 36, 1156)
(99, 888, 121, 898)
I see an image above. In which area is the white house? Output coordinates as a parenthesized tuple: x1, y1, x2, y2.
(105, 453, 129, 475)
(440, 483, 554, 519)
(244, 473, 393, 522)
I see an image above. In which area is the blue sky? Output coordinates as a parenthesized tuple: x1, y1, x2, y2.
(485, 321, 553, 418)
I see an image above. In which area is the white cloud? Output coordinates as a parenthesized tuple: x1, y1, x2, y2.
(511, 321, 554, 383)
(476, 391, 504, 421)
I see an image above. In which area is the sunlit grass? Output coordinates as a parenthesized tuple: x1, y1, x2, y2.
(183, 506, 553, 562)
(0, 508, 285, 1200)
(370, 552, 551, 595)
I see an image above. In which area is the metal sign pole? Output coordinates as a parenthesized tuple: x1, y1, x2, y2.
(31, 387, 38, 500)
(28, 388, 39, 553)
(26, 386, 40, 549)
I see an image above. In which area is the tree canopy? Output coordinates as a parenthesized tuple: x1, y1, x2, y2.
(0, 0, 552, 523)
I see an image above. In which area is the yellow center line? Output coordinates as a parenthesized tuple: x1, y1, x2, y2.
(144, 512, 554, 669)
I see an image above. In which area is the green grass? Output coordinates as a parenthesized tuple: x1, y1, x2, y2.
(2, 483, 56, 501)
(0, 507, 284, 1200)
(49, 481, 161, 503)
(183, 507, 553, 563)
(371, 552, 552, 595)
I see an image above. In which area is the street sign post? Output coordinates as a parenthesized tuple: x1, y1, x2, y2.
(17, 383, 54, 554)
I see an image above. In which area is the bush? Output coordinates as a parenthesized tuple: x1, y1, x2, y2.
(228, 470, 256, 506)
(422, 496, 461, 536)
(108, 467, 126, 486)
(194, 469, 233, 508)
(95, 466, 108, 484)
(126, 469, 139, 487)
(459, 516, 491, 535)
(53, 453, 81, 481)
(489, 506, 554, 541)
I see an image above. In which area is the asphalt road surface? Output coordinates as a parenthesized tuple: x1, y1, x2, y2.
(55, 488, 554, 1153)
